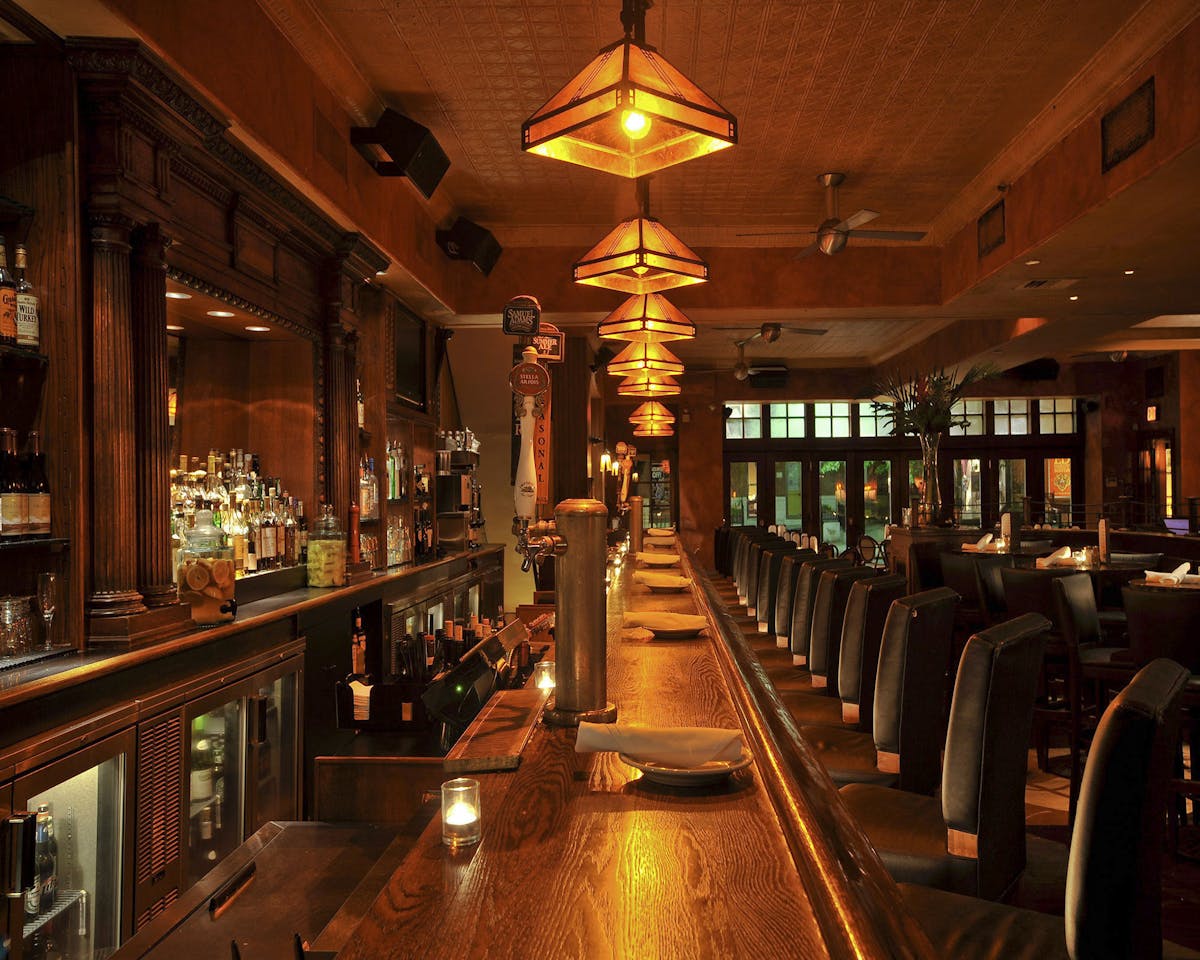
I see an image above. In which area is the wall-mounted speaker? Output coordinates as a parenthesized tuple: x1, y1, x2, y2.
(1005, 357, 1060, 382)
(436, 218, 502, 277)
(351, 109, 449, 199)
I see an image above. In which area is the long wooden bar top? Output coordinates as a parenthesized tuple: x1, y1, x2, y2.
(336, 553, 930, 959)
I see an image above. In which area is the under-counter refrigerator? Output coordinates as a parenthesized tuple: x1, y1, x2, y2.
(1, 729, 136, 960)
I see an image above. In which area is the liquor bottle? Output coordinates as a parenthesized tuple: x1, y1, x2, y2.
(245, 537, 258, 574)
(14, 244, 39, 349)
(24, 431, 51, 537)
(351, 607, 367, 677)
(366, 458, 379, 519)
(36, 803, 56, 913)
(0, 427, 27, 538)
(283, 498, 298, 566)
(260, 496, 278, 570)
(0, 238, 17, 345)
(356, 378, 365, 430)
(191, 723, 214, 801)
(295, 499, 308, 564)
(25, 811, 45, 917)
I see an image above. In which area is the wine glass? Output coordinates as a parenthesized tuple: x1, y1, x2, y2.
(37, 572, 57, 650)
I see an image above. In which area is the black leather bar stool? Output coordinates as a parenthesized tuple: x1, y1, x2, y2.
(797, 588, 957, 793)
(763, 557, 852, 693)
(755, 541, 797, 633)
(746, 537, 788, 619)
(805, 566, 880, 696)
(772, 550, 817, 650)
(786, 575, 906, 729)
(840, 614, 1048, 900)
(899, 658, 1189, 960)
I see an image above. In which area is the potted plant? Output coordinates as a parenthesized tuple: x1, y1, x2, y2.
(874, 366, 990, 524)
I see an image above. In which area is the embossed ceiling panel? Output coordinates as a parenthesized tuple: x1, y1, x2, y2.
(314, 0, 1143, 242)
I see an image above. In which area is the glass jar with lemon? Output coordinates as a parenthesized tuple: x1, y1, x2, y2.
(178, 508, 237, 625)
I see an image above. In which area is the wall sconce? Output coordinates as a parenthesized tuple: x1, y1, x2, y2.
(1146, 404, 1158, 422)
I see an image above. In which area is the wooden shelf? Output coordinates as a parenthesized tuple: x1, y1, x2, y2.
(0, 536, 69, 553)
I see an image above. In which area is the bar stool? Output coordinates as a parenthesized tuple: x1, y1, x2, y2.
(797, 588, 957, 793)
(786, 575, 906, 729)
(899, 658, 1189, 960)
(772, 550, 817, 650)
(755, 541, 797, 633)
(761, 557, 851, 693)
(805, 566, 881, 695)
(840, 614, 1048, 900)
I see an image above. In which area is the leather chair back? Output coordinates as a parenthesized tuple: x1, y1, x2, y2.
(1052, 573, 1101, 649)
(1122, 587, 1200, 671)
(1066, 658, 1188, 960)
(939, 552, 987, 613)
(714, 525, 732, 575)
(837, 575, 907, 731)
(808, 567, 880, 693)
(999, 567, 1076, 634)
(1109, 551, 1164, 568)
(789, 557, 852, 663)
(1019, 540, 1054, 555)
(975, 555, 1011, 618)
(756, 542, 797, 627)
(734, 530, 773, 595)
(940, 614, 1048, 900)
(745, 537, 787, 615)
(773, 550, 817, 644)
(871, 587, 959, 794)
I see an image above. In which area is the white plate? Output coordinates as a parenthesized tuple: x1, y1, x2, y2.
(648, 626, 704, 639)
(647, 583, 689, 595)
(619, 750, 753, 786)
(646, 528, 675, 537)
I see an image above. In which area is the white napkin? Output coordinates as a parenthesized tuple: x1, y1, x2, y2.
(977, 533, 993, 547)
(645, 536, 678, 549)
(349, 679, 372, 721)
(1182, 573, 1200, 585)
(1000, 513, 1013, 543)
(637, 551, 680, 566)
(647, 527, 675, 537)
(1098, 518, 1109, 562)
(576, 723, 744, 767)
(621, 611, 707, 632)
(1036, 546, 1073, 568)
(632, 571, 692, 589)
(1144, 562, 1191, 585)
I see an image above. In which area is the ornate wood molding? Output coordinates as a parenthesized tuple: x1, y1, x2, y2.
(165, 267, 319, 342)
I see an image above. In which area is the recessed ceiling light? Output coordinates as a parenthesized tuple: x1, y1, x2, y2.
(244, 325, 271, 333)
(1025, 259, 1041, 266)
(165, 291, 192, 300)
(206, 310, 236, 318)
(1124, 269, 1135, 275)
(1069, 295, 1079, 301)
(166, 324, 184, 331)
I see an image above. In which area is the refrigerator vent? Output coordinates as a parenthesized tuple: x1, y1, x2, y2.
(136, 715, 183, 886)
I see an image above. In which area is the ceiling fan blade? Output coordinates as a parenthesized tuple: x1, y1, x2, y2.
(839, 209, 879, 231)
(847, 229, 927, 241)
(782, 326, 828, 336)
(735, 229, 818, 237)
(793, 242, 820, 261)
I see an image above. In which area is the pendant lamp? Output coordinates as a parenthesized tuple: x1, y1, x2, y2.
(633, 421, 674, 437)
(629, 401, 675, 425)
(617, 371, 681, 398)
(606, 340, 684, 377)
(597, 292, 696, 343)
(521, 0, 737, 179)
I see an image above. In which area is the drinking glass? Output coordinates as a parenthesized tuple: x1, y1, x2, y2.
(37, 572, 57, 650)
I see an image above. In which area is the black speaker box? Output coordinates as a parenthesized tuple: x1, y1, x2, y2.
(1006, 357, 1060, 381)
(436, 218, 502, 276)
(351, 109, 448, 199)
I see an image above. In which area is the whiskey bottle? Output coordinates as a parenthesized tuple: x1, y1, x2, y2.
(24, 430, 50, 537)
(14, 244, 39, 348)
(0, 427, 27, 537)
(0, 239, 16, 345)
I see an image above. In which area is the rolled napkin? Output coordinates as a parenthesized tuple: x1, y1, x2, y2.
(646, 527, 675, 537)
(1182, 573, 1200, 585)
(1035, 546, 1073, 569)
(621, 611, 707, 633)
(576, 722, 745, 767)
(1144, 562, 1191, 585)
(637, 551, 680, 567)
(632, 571, 693, 589)
(977, 533, 993, 547)
(1098, 518, 1109, 562)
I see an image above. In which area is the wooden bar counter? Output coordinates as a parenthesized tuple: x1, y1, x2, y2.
(335, 553, 930, 960)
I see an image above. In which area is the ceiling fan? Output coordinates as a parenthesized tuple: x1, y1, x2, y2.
(713, 322, 825, 380)
(739, 173, 926, 260)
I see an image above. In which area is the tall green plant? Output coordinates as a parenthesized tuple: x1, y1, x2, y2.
(872, 366, 992, 438)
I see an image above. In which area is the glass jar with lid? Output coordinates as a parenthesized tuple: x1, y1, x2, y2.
(307, 504, 346, 587)
(178, 508, 237, 625)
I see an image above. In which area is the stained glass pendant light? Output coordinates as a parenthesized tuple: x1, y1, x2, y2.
(521, 0, 737, 179)
(633, 421, 674, 437)
(617, 371, 681, 398)
(629, 401, 675, 425)
(597, 292, 695, 343)
(572, 204, 708, 295)
(606, 340, 684, 377)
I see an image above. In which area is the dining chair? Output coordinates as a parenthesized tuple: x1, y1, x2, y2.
(858, 534, 884, 567)
(798, 587, 958, 794)
(761, 557, 852, 694)
(898, 658, 1189, 960)
(1109, 550, 1165, 568)
(840, 614, 1048, 900)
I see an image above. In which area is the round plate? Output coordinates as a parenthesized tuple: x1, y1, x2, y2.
(646, 583, 688, 594)
(646, 528, 675, 537)
(649, 626, 704, 639)
(619, 750, 753, 786)
(640, 554, 680, 567)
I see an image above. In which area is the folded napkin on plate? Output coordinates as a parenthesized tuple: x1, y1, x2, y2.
(645, 536, 678, 549)
(1183, 573, 1200, 585)
(576, 722, 744, 767)
(637, 551, 680, 566)
(1036, 546, 1073, 568)
(632, 571, 692, 589)
(621, 611, 707, 632)
(646, 527, 675, 537)
(1144, 562, 1191, 585)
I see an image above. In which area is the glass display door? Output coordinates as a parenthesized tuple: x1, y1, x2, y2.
(245, 660, 301, 837)
(183, 694, 245, 888)
(12, 730, 135, 960)
(861, 459, 892, 542)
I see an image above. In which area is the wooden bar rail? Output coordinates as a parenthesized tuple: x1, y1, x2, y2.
(686, 553, 933, 959)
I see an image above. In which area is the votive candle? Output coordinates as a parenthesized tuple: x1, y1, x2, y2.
(441, 778, 481, 848)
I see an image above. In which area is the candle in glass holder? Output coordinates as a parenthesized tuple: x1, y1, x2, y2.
(533, 659, 555, 693)
(441, 778, 481, 848)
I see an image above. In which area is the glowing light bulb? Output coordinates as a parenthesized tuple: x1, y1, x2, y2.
(621, 109, 651, 140)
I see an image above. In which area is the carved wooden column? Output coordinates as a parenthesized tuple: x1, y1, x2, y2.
(324, 320, 356, 526)
(87, 212, 147, 620)
(131, 224, 178, 607)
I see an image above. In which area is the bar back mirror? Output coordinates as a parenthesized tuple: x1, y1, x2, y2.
(166, 278, 318, 547)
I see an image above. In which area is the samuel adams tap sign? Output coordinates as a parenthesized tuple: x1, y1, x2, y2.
(502, 295, 541, 336)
